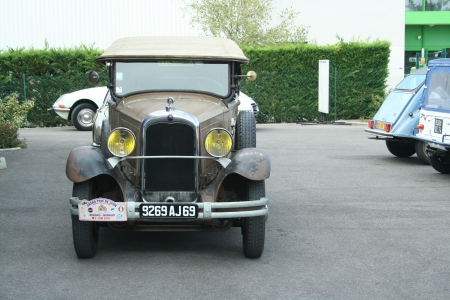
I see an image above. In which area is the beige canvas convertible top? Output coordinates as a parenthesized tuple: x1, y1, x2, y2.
(96, 36, 249, 64)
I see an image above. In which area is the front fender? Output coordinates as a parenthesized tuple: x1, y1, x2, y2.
(225, 148, 271, 180)
(66, 146, 120, 183)
(212, 148, 270, 187)
(201, 148, 271, 202)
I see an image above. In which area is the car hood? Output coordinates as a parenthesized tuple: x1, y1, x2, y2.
(118, 92, 227, 123)
(65, 86, 108, 100)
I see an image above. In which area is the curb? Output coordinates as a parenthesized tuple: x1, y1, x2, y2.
(0, 147, 21, 151)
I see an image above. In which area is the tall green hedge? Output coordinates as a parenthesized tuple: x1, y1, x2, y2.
(0, 41, 390, 126)
(0, 46, 107, 127)
(241, 40, 390, 122)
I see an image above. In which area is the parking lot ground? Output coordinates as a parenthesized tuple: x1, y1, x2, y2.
(1, 124, 450, 299)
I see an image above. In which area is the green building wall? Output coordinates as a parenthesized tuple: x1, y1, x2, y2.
(404, 5, 450, 72)
(405, 24, 450, 51)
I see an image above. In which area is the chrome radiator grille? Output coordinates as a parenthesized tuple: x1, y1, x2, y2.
(143, 123, 196, 197)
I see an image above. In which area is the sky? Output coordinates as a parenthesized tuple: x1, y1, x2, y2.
(275, 0, 404, 45)
(0, 0, 405, 87)
(0, 0, 403, 49)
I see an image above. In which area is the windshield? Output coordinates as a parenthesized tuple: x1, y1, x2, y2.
(114, 62, 229, 97)
(396, 74, 426, 90)
(425, 71, 450, 110)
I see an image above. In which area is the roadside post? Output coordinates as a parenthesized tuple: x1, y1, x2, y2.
(0, 157, 6, 169)
(300, 60, 350, 125)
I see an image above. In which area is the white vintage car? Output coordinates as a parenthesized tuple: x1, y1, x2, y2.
(48, 86, 107, 131)
(238, 92, 259, 117)
(49, 86, 258, 131)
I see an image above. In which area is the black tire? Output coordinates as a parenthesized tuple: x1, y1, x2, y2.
(385, 140, 416, 158)
(242, 180, 266, 258)
(236, 111, 256, 149)
(72, 180, 99, 258)
(72, 103, 97, 131)
(415, 141, 430, 165)
(429, 154, 450, 174)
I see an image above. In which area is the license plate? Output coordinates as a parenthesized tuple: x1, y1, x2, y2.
(434, 119, 443, 134)
(78, 198, 127, 221)
(139, 203, 198, 218)
(376, 121, 385, 130)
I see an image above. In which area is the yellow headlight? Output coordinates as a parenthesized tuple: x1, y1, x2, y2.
(204, 128, 233, 157)
(107, 128, 136, 157)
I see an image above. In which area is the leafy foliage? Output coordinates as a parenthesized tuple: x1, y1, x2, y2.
(0, 40, 390, 126)
(0, 94, 34, 148)
(0, 45, 108, 127)
(240, 40, 391, 122)
(182, 0, 309, 45)
(0, 125, 27, 149)
(0, 44, 103, 80)
(0, 94, 34, 128)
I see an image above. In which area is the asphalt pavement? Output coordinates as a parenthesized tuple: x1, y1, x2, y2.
(1, 124, 449, 300)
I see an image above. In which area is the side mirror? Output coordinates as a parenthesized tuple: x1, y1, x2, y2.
(89, 71, 99, 83)
(234, 71, 257, 81)
(246, 71, 257, 81)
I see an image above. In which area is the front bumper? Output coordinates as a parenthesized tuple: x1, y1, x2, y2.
(70, 197, 268, 220)
(48, 106, 70, 120)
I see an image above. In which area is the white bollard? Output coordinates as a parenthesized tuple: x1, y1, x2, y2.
(0, 157, 6, 169)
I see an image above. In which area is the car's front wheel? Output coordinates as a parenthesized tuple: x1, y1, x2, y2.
(72, 180, 99, 258)
(72, 103, 97, 131)
(385, 140, 416, 158)
(242, 180, 266, 258)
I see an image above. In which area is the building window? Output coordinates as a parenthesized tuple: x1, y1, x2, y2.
(406, 0, 423, 11)
(425, 0, 450, 11)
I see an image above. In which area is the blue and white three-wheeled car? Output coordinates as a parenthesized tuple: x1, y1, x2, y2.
(412, 58, 450, 173)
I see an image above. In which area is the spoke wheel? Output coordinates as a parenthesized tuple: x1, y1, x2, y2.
(72, 180, 99, 258)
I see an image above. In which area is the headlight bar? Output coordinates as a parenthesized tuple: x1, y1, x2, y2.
(107, 155, 231, 169)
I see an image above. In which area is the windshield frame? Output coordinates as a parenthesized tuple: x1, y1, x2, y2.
(422, 67, 450, 112)
(395, 74, 426, 91)
(112, 61, 231, 98)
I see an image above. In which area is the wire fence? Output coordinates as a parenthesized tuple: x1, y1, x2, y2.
(0, 74, 108, 127)
(241, 67, 397, 123)
(1, 68, 402, 127)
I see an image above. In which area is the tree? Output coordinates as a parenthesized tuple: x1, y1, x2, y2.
(182, 0, 309, 46)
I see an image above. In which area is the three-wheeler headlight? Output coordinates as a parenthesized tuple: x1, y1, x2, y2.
(107, 128, 136, 157)
(204, 128, 233, 157)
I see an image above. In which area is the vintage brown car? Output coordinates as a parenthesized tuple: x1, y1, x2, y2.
(67, 36, 270, 258)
